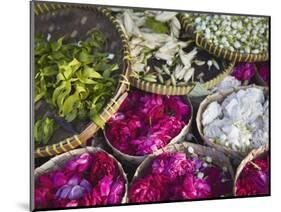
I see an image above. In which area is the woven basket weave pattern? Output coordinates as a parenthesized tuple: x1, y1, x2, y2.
(179, 14, 269, 63)
(34, 3, 131, 158)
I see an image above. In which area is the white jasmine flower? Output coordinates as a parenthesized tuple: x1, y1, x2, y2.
(188, 146, 194, 154)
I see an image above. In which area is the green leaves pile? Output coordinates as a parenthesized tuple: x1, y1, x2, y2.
(35, 29, 119, 129)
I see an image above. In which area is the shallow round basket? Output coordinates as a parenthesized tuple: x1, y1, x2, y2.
(129, 141, 234, 202)
(33, 2, 131, 158)
(196, 85, 269, 160)
(130, 58, 234, 96)
(103, 96, 194, 165)
(178, 14, 269, 63)
(34, 147, 128, 204)
(233, 144, 269, 196)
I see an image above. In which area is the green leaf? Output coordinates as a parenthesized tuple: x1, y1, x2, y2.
(62, 91, 79, 115)
(34, 119, 42, 143)
(51, 37, 64, 52)
(76, 83, 89, 100)
(189, 83, 211, 97)
(34, 117, 57, 145)
(144, 17, 169, 34)
(83, 65, 102, 78)
(58, 58, 81, 80)
(79, 49, 94, 64)
(52, 80, 72, 108)
(76, 70, 97, 84)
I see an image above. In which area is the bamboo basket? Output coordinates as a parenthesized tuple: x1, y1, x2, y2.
(196, 85, 269, 160)
(129, 141, 234, 202)
(178, 14, 269, 63)
(233, 144, 269, 196)
(130, 60, 234, 96)
(103, 96, 194, 165)
(33, 2, 131, 158)
(34, 147, 128, 204)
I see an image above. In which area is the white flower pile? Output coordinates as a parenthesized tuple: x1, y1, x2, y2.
(185, 13, 269, 54)
(115, 9, 212, 85)
(116, 10, 183, 72)
(211, 76, 241, 92)
(202, 87, 268, 154)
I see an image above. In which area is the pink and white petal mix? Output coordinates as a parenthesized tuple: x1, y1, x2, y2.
(129, 152, 233, 203)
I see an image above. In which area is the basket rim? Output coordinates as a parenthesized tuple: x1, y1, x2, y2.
(34, 3, 131, 158)
(34, 146, 129, 204)
(233, 144, 269, 195)
(178, 14, 269, 63)
(129, 61, 234, 95)
(103, 96, 194, 164)
(196, 85, 269, 160)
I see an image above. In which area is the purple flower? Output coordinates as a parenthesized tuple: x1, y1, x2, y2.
(55, 175, 92, 200)
(108, 177, 125, 204)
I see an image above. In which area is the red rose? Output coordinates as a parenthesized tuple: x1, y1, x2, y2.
(129, 174, 169, 203)
(89, 152, 119, 185)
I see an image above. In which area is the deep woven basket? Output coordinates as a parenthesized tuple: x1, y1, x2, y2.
(129, 141, 234, 201)
(178, 14, 269, 63)
(233, 144, 269, 195)
(103, 96, 194, 165)
(33, 2, 131, 158)
(130, 62, 234, 96)
(196, 85, 269, 160)
(34, 147, 128, 204)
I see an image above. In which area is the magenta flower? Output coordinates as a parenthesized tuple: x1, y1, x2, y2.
(236, 155, 269, 196)
(173, 174, 211, 200)
(129, 174, 170, 203)
(150, 152, 195, 181)
(64, 153, 92, 173)
(232, 63, 255, 81)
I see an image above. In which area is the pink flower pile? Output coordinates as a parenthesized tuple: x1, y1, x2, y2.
(129, 152, 232, 203)
(106, 91, 191, 156)
(236, 155, 269, 196)
(35, 152, 126, 209)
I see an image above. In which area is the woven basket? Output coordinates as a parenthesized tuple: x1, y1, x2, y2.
(129, 141, 234, 201)
(103, 96, 194, 165)
(233, 144, 269, 195)
(196, 85, 269, 160)
(34, 147, 128, 204)
(178, 14, 269, 63)
(33, 2, 131, 158)
(130, 59, 234, 96)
